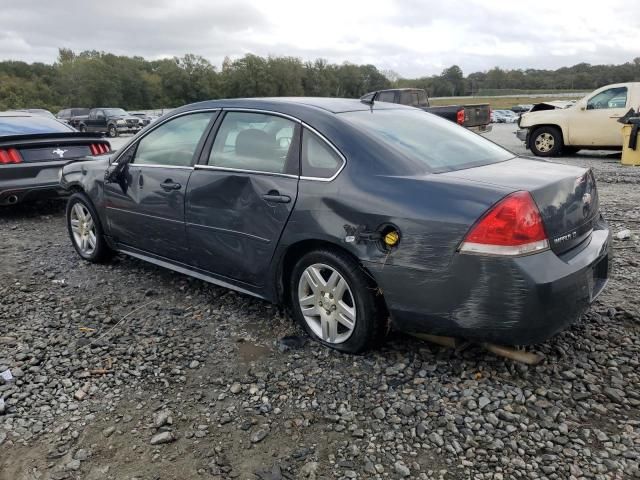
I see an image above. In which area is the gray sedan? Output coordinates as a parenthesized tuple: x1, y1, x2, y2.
(60, 98, 611, 353)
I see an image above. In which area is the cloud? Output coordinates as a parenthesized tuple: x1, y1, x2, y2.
(0, 0, 638, 77)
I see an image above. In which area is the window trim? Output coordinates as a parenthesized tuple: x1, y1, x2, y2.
(112, 109, 220, 166)
(197, 108, 347, 182)
(586, 86, 628, 110)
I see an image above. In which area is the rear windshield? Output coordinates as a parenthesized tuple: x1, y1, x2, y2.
(340, 109, 513, 173)
(0, 116, 73, 136)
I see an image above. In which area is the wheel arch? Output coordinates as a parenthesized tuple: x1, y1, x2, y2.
(274, 238, 387, 312)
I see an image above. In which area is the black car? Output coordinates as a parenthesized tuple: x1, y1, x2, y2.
(76, 108, 144, 137)
(60, 98, 611, 353)
(0, 112, 110, 206)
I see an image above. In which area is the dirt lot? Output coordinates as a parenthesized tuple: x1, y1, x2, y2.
(1, 124, 639, 480)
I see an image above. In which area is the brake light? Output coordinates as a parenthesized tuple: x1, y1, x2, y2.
(456, 109, 465, 125)
(459, 191, 549, 256)
(89, 143, 110, 155)
(0, 148, 22, 164)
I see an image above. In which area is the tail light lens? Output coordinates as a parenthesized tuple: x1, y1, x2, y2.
(89, 143, 110, 155)
(0, 148, 23, 164)
(459, 191, 549, 256)
(456, 109, 466, 125)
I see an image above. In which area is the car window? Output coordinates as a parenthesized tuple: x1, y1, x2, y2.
(587, 87, 627, 110)
(399, 91, 420, 107)
(377, 91, 396, 103)
(340, 109, 513, 173)
(133, 112, 215, 167)
(301, 129, 343, 178)
(0, 116, 73, 136)
(208, 112, 297, 174)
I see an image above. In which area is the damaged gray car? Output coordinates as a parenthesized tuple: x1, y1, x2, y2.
(60, 98, 611, 353)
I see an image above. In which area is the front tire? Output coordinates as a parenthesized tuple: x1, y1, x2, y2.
(530, 126, 563, 157)
(78, 124, 87, 133)
(66, 193, 113, 263)
(108, 125, 118, 137)
(290, 249, 387, 353)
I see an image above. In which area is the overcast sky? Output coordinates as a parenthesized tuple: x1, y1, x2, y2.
(2, 0, 639, 77)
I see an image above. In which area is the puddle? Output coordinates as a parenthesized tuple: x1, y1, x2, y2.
(236, 339, 271, 363)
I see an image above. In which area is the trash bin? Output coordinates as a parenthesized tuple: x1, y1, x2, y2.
(621, 123, 640, 166)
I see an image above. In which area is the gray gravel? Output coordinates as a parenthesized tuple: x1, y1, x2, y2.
(1, 125, 639, 479)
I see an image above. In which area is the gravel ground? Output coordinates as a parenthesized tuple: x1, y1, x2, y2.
(1, 124, 639, 480)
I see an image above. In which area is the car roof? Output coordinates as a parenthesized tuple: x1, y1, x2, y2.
(179, 97, 413, 115)
(0, 111, 34, 117)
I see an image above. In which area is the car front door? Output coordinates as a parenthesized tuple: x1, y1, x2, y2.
(568, 86, 629, 147)
(104, 110, 218, 262)
(185, 110, 300, 286)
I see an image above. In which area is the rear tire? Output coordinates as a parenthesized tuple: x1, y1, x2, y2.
(66, 193, 113, 263)
(289, 248, 387, 354)
(530, 126, 563, 157)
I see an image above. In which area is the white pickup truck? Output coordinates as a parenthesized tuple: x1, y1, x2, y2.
(516, 82, 640, 156)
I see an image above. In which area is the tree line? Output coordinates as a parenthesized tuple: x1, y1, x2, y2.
(1, 48, 640, 112)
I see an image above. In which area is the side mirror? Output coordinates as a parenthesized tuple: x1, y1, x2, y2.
(104, 163, 122, 183)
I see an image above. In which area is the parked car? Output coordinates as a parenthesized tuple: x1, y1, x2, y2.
(60, 98, 610, 353)
(361, 88, 492, 133)
(0, 112, 110, 206)
(517, 82, 640, 156)
(75, 108, 144, 137)
(8, 108, 56, 119)
(56, 108, 90, 126)
(130, 112, 155, 126)
(491, 110, 516, 123)
(511, 104, 533, 114)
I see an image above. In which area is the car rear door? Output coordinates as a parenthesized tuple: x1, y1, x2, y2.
(104, 110, 218, 262)
(185, 110, 300, 286)
(569, 86, 629, 146)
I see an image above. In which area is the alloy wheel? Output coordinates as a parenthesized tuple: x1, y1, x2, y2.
(70, 202, 97, 256)
(534, 132, 555, 153)
(297, 263, 356, 344)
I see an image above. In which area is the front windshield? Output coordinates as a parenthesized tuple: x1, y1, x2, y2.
(340, 109, 514, 173)
(105, 108, 128, 116)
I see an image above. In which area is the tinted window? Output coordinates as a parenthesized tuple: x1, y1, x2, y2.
(0, 116, 73, 136)
(587, 87, 627, 110)
(377, 91, 396, 103)
(301, 129, 343, 178)
(399, 91, 421, 107)
(133, 112, 214, 167)
(340, 109, 513, 173)
(209, 112, 297, 174)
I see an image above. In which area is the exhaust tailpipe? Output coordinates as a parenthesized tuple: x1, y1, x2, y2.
(7, 195, 18, 205)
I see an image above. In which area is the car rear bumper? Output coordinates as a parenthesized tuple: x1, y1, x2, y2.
(365, 219, 611, 345)
(0, 161, 68, 205)
(468, 124, 492, 134)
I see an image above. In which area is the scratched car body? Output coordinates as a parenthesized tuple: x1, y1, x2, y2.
(60, 98, 611, 353)
(0, 112, 110, 206)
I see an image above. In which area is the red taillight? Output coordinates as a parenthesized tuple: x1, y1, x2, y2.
(459, 191, 549, 256)
(0, 148, 22, 164)
(89, 143, 110, 155)
(456, 109, 465, 125)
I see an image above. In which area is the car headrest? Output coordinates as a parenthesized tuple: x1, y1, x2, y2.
(236, 129, 276, 158)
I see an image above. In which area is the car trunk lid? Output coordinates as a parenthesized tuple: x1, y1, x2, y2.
(0, 132, 110, 163)
(441, 157, 600, 254)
